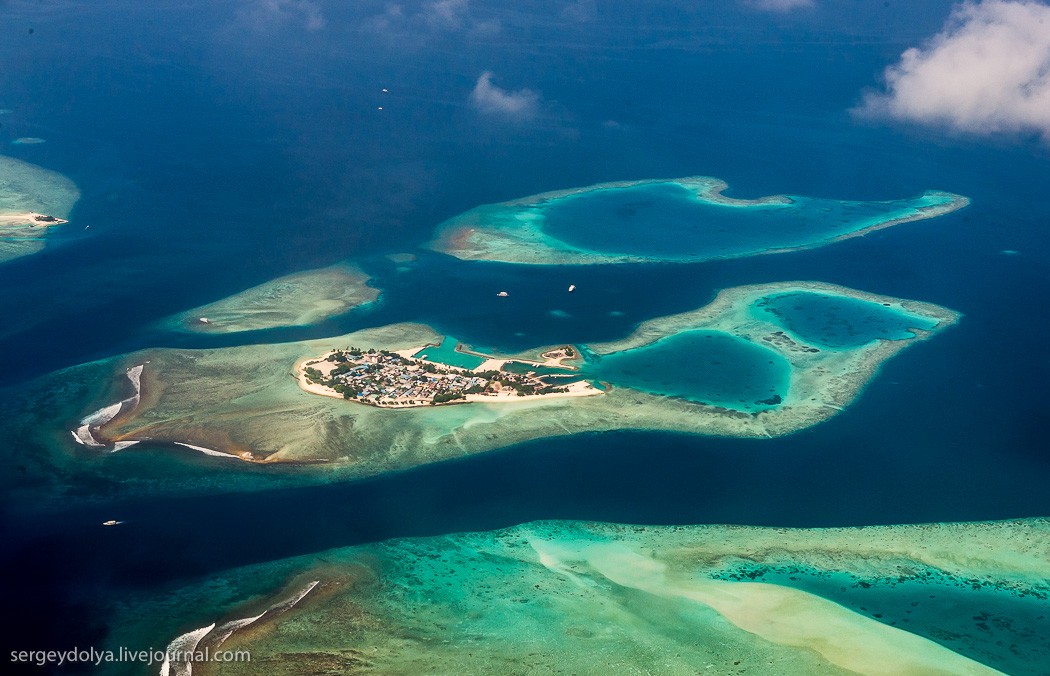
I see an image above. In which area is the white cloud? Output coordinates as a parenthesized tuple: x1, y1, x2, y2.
(857, 0, 1050, 140)
(470, 72, 541, 120)
(747, 0, 815, 12)
(241, 0, 325, 31)
(426, 0, 469, 29)
(365, 0, 499, 38)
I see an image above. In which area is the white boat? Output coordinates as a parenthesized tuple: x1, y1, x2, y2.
(497, 291, 509, 297)
(568, 284, 576, 292)
(198, 317, 210, 323)
(102, 520, 122, 526)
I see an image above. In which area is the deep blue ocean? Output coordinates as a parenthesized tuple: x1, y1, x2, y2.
(2, 1, 1049, 672)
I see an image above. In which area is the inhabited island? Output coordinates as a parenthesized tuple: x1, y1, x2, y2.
(428, 176, 970, 265)
(0, 154, 80, 263)
(165, 262, 379, 334)
(298, 342, 598, 408)
(64, 281, 959, 473)
(119, 518, 1049, 675)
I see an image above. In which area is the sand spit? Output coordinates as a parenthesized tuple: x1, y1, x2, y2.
(163, 519, 1050, 675)
(173, 443, 247, 461)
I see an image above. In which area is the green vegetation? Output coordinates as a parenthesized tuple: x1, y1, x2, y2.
(303, 347, 574, 408)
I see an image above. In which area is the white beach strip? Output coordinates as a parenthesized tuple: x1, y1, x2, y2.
(159, 623, 215, 676)
(174, 442, 244, 460)
(464, 380, 601, 403)
(111, 440, 141, 451)
(210, 612, 266, 649)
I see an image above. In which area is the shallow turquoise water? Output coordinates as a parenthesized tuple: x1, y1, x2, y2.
(413, 336, 488, 369)
(539, 182, 936, 260)
(585, 330, 789, 412)
(754, 291, 939, 349)
(715, 563, 1050, 676)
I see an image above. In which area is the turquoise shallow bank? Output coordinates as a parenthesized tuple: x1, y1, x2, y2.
(429, 177, 970, 265)
(752, 291, 940, 349)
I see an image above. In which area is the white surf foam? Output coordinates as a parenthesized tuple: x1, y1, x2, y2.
(70, 364, 145, 449)
(159, 622, 215, 676)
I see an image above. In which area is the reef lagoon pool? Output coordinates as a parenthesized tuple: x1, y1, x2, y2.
(753, 291, 942, 349)
(585, 329, 790, 412)
(413, 336, 488, 370)
(431, 177, 969, 265)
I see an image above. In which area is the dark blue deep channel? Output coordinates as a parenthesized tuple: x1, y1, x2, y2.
(1, 1, 1049, 673)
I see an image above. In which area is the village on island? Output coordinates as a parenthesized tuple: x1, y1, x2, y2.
(298, 342, 601, 408)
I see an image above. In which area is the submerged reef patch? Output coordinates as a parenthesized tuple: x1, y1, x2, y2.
(165, 262, 380, 334)
(135, 519, 1050, 675)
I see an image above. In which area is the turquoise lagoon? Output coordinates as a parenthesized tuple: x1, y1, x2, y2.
(543, 182, 951, 259)
(413, 336, 488, 370)
(584, 330, 790, 412)
(753, 291, 940, 349)
(415, 330, 791, 412)
(432, 178, 968, 264)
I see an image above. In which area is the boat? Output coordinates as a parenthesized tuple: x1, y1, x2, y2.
(198, 317, 210, 323)
(568, 284, 576, 292)
(497, 291, 509, 297)
(102, 520, 122, 526)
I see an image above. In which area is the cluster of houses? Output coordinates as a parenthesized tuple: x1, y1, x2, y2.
(303, 348, 561, 408)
